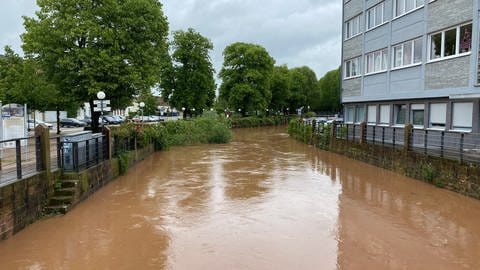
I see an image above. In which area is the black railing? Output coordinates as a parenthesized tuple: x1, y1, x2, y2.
(332, 122, 480, 163)
(60, 135, 107, 172)
(0, 136, 41, 186)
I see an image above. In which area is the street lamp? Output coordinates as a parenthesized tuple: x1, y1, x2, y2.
(192, 108, 195, 117)
(139, 102, 145, 122)
(97, 91, 106, 130)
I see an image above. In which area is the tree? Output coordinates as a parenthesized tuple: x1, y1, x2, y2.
(162, 28, 215, 119)
(318, 67, 341, 113)
(0, 46, 58, 112)
(288, 66, 318, 113)
(22, 0, 170, 131)
(269, 65, 291, 114)
(219, 42, 275, 116)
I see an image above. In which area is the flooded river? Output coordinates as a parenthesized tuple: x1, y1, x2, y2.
(1, 127, 480, 269)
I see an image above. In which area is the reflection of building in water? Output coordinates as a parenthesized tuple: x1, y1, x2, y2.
(334, 158, 480, 269)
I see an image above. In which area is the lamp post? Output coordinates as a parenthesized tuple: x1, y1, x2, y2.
(192, 108, 195, 118)
(139, 102, 145, 122)
(182, 107, 185, 119)
(97, 91, 106, 130)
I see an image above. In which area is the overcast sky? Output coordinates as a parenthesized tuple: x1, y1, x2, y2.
(0, 0, 341, 79)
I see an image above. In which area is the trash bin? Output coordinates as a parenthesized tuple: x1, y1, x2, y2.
(62, 131, 93, 171)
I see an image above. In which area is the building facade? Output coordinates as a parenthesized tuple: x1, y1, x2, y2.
(342, 0, 480, 132)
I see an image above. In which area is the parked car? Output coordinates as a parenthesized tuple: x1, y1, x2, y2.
(80, 117, 92, 125)
(28, 119, 53, 130)
(101, 115, 120, 125)
(60, 118, 87, 127)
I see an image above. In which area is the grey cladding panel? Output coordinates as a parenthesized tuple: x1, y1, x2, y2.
(427, 0, 472, 33)
(343, 78, 362, 97)
(343, 36, 363, 60)
(344, 0, 363, 20)
(425, 56, 470, 90)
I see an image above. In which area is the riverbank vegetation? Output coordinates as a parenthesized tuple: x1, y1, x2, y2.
(111, 115, 232, 152)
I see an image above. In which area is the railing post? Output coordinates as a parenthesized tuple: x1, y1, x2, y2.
(460, 133, 464, 163)
(424, 130, 428, 155)
(372, 126, 376, 144)
(102, 127, 112, 160)
(57, 137, 61, 168)
(393, 127, 396, 146)
(95, 137, 99, 164)
(73, 142, 79, 172)
(353, 124, 356, 142)
(359, 122, 367, 144)
(440, 131, 445, 158)
(346, 124, 349, 141)
(382, 127, 385, 145)
(86, 139, 90, 167)
(404, 124, 413, 153)
(34, 124, 51, 175)
(15, 139, 22, 179)
(35, 136, 42, 171)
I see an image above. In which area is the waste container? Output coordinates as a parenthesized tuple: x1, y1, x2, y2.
(62, 131, 93, 171)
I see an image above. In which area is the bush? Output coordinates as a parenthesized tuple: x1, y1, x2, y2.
(305, 111, 316, 118)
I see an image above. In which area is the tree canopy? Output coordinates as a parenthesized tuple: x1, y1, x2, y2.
(269, 65, 291, 113)
(162, 28, 215, 118)
(22, 0, 170, 129)
(288, 66, 318, 113)
(219, 42, 275, 116)
(0, 46, 58, 111)
(317, 67, 341, 113)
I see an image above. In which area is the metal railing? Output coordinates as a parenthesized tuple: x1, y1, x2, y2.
(60, 135, 107, 172)
(331, 122, 480, 163)
(0, 136, 41, 186)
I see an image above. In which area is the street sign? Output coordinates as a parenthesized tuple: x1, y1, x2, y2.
(94, 106, 111, 112)
(93, 100, 110, 105)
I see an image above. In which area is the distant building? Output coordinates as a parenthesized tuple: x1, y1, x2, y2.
(342, 0, 479, 132)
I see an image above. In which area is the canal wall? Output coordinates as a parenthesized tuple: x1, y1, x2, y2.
(289, 120, 480, 199)
(0, 142, 154, 241)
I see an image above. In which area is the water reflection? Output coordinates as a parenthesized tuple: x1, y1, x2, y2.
(0, 127, 479, 269)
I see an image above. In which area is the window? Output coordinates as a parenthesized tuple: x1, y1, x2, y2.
(365, 49, 388, 74)
(344, 57, 361, 78)
(429, 23, 472, 60)
(379, 105, 390, 124)
(394, 104, 407, 125)
(345, 15, 361, 40)
(367, 105, 377, 124)
(346, 106, 355, 123)
(355, 106, 365, 123)
(429, 103, 446, 129)
(366, 2, 386, 30)
(393, 38, 422, 68)
(410, 104, 424, 127)
(394, 0, 423, 17)
(452, 102, 473, 131)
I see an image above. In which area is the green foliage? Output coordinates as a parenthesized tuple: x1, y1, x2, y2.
(229, 116, 288, 128)
(162, 28, 216, 117)
(317, 67, 341, 113)
(288, 66, 318, 113)
(421, 163, 435, 182)
(270, 65, 291, 112)
(111, 115, 232, 154)
(0, 46, 59, 111)
(118, 152, 131, 175)
(22, 0, 170, 130)
(219, 42, 275, 116)
(305, 111, 316, 118)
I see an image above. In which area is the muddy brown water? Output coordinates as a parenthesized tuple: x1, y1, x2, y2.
(1, 127, 480, 270)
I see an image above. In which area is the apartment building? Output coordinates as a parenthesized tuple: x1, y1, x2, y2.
(342, 0, 480, 132)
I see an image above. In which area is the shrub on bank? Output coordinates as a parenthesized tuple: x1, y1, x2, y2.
(229, 116, 290, 128)
(110, 115, 232, 153)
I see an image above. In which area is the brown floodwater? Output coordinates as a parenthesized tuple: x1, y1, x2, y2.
(1, 126, 480, 269)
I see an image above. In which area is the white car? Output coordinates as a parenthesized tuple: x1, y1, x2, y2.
(28, 119, 53, 130)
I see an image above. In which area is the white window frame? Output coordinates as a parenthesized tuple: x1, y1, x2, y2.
(428, 22, 472, 62)
(392, 38, 422, 69)
(344, 57, 361, 79)
(366, 2, 386, 31)
(367, 105, 377, 124)
(345, 15, 361, 40)
(410, 104, 425, 128)
(394, 0, 424, 18)
(365, 48, 388, 75)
